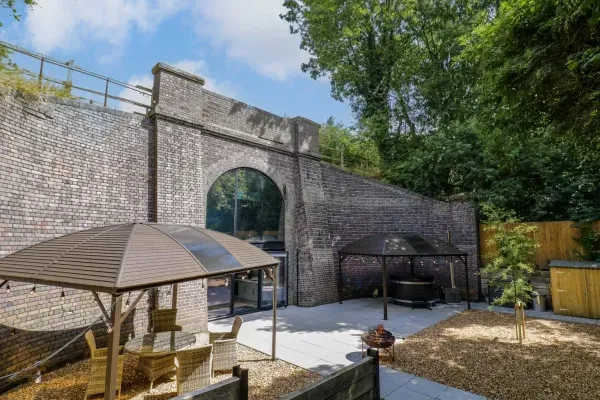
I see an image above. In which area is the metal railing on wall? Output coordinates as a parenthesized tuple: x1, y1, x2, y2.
(320, 144, 380, 177)
(0, 41, 152, 113)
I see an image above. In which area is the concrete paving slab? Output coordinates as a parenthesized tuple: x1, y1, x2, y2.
(379, 367, 415, 385)
(386, 386, 435, 400)
(209, 299, 482, 399)
(380, 378, 403, 398)
(403, 376, 448, 398)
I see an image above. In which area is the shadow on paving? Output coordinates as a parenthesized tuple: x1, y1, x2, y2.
(382, 310, 600, 400)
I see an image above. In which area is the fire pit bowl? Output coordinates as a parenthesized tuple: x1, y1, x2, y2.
(361, 324, 396, 360)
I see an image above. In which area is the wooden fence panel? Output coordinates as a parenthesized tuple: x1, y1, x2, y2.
(170, 366, 248, 400)
(282, 349, 380, 400)
(479, 221, 600, 269)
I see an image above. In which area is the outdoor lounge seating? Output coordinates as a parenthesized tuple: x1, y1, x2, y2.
(209, 315, 243, 372)
(153, 308, 182, 332)
(84, 330, 125, 400)
(174, 345, 214, 395)
(137, 308, 183, 389)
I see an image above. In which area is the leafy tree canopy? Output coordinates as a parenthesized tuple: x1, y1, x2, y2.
(283, 0, 600, 222)
(320, 118, 381, 178)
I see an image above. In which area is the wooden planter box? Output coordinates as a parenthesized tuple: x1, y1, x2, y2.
(550, 260, 600, 318)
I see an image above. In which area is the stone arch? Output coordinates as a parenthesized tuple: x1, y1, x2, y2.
(203, 155, 296, 247)
(204, 156, 290, 201)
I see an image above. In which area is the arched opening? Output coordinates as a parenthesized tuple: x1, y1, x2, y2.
(206, 168, 287, 318)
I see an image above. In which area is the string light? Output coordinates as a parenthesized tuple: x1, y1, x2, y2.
(60, 289, 65, 300)
(0, 294, 123, 385)
(6, 283, 10, 293)
(125, 292, 131, 306)
(34, 370, 42, 384)
(105, 320, 113, 334)
(30, 286, 36, 295)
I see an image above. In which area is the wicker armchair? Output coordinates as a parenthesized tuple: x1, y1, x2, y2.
(84, 330, 125, 400)
(152, 309, 182, 333)
(138, 309, 182, 389)
(174, 345, 213, 395)
(209, 315, 243, 372)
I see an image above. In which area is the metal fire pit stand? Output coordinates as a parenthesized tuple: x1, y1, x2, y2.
(361, 333, 396, 361)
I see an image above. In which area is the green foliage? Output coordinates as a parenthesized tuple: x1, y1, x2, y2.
(320, 118, 381, 178)
(572, 222, 600, 262)
(206, 169, 283, 238)
(0, 0, 36, 27)
(283, 0, 600, 222)
(0, 64, 73, 100)
(481, 204, 539, 306)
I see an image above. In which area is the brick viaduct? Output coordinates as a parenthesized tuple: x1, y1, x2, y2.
(0, 63, 478, 380)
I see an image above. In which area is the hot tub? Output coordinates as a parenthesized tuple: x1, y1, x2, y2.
(390, 275, 436, 309)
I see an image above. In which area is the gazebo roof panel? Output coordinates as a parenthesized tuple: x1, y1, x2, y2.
(0, 223, 279, 293)
(116, 224, 205, 287)
(200, 229, 279, 269)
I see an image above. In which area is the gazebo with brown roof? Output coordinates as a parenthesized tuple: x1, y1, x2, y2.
(0, 222, 280, 400)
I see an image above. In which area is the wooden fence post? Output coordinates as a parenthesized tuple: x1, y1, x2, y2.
(367, 348, 380, 400)
(233, 365, 249, 400)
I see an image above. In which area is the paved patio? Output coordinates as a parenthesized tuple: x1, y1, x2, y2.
(209, 298, 486, 400)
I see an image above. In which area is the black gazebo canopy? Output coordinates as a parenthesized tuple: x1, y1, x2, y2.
(337, 233, 470, 319)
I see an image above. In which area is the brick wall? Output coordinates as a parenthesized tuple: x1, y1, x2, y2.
(320, 164, 479, 301)
(0, 62, 478, 385)
(0, 94, 154, 381)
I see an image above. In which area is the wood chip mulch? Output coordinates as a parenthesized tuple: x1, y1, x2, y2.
(380, 310, 600, 400)
(2, 344, 319, 400)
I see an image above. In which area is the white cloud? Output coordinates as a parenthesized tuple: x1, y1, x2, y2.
(118, 59, 239, 113)
(192, 0, 308, 81)
(117, 75, 154, 114)
(23, 0, 188, 53)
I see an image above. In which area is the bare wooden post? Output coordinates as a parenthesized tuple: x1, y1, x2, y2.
(272, 263, 278, 361)
(171, 283, 178, 309)
(104, 295, 122, 400)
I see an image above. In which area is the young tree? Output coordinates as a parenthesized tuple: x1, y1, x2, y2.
(481, 204, 539, 306)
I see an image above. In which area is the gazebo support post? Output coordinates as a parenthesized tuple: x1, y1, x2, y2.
(375, 256, 390, 321)
(461, 255, 471, 310)
(171, 283, 178, 309)
(272, 263, 278, 361)
(104, 294, 122, 400)
(338, 254, 344, 304)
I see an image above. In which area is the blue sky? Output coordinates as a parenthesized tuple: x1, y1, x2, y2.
(0, 0, 352, 124)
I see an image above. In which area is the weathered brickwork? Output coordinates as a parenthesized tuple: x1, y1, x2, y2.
(0, 94, 154, 379)
(321, 164, 479, 300)
(0, 62, 478, 383)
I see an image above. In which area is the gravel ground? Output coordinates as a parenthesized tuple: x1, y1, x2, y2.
(381, 310, 600, 400)
(2, 344, 318, 400)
